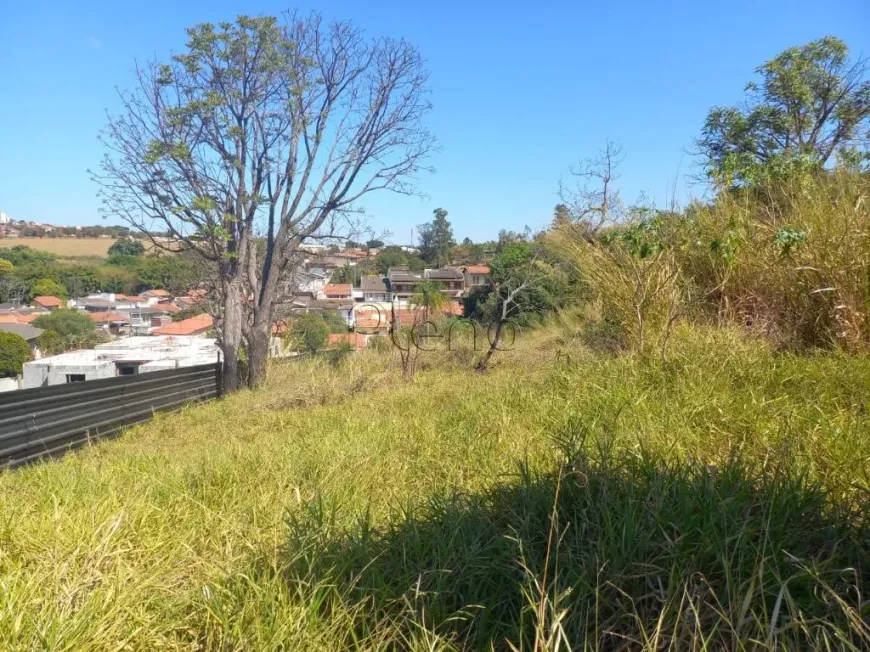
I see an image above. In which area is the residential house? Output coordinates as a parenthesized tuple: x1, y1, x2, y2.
(463, 265, 490, 289)
(360, 276, 389, 302)
(294, 270, 328, 297)
(88, 312, 131, 335)
(32, 295, 63, 311)
(22, 336, 220, 388)
(153, 314, 214, 337)
(143, 289, 172, 302)
(387, 267, 422, 303)
(322, 283, 353, 300)
(423, 267, 465, 299)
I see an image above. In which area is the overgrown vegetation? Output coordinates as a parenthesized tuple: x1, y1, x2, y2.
(0, 326, 867, 649)
(0, 33, 868, 652)
(0, 244, 198, 303)
(0, 332, 30, 377)
(549, 171, 870, 356)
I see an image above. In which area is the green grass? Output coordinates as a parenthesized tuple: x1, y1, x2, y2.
(0, 325, 868, 650)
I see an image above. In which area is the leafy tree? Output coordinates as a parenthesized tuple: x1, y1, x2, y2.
(0, 259, 13, 279)
(320, 309, 349, 334)
(35, 330, 63, 356)
(417, 208, 455, 267)
(95, 266, 137, 294)
(0, 245, 55, 267)
(461, 237, 473, 246)
(698, 37, 870, 187)
(108, 239, 146, 257)
(376, 247, 410, 275)
(469, 244, 486, 262)
(289, 314, 330, 354)
(96, 14, 433, 392)
(410, 280, 446, 317)
(0, 333, 30, 377)
(33, 310, 96, 338)
(136, 256, 196, 294)
(331, 265, 360, 286)
(30, 278, 67, 300)
(365, 239, 384, 250)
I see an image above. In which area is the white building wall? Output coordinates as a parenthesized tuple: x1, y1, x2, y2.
(22, 359, 115, 389)
(0, 377, 21, 392)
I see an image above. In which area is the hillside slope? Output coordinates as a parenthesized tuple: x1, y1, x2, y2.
(0, 326, 868, 650)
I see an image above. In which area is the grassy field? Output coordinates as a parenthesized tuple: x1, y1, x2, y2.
(0, 237, 164, 260)
(0, 237, 118, 258)
(0, 325, 868, 650)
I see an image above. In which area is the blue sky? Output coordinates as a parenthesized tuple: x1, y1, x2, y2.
(1, 1, 868, 243)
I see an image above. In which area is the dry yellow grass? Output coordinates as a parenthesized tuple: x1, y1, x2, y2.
(0, 237, 116, 257)
(0, 237, 162, 259)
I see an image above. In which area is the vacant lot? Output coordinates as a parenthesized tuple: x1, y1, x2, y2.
(0, 325, 868, 650)
(0, 237, 119, 258)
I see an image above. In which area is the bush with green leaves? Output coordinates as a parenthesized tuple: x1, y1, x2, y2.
(34, 330, 63, 356)
(29, 278, 68, 301)
(107, 239, 146, 258)
(288, 314, 330, 354)
(0, 332, 31, 377)
(32, 310, 96, 339)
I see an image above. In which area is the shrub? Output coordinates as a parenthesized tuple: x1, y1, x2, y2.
(35, 330, 63, 356)
(288, 314, 329, 354)
(107, 239, 145, 257)
(549, 211, 685, 358)
(29, 278, 67, 301)
(33, 310, 96, 338)
(0, 332, 30, 377)
(677, 172, 870, 350)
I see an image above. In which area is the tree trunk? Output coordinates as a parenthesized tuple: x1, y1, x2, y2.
(247, 317, 271, 389)
(476, 317, 503, 371)
(221, 281, 245, 393)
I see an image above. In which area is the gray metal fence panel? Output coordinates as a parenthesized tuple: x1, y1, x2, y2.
(0, 362, 222, 469)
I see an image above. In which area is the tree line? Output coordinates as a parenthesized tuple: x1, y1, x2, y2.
(0, 242, 199, 303)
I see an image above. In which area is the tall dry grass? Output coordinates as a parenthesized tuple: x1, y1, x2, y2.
(682, 172, 870, 350)
(550, 172, 870, 353)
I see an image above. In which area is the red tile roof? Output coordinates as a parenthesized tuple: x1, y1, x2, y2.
(33, 296, 62, 308)
(464, 265, 490, 275)
(354, 310, 389, 329)
(153, 314, 213, 336)
(144, 289, 171, 297)
(324, 284, 352, 297)
(126, 295, 146, 303)
(88, 312, 130, 323)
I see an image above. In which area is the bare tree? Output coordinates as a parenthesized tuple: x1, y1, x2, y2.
(475, 250, 553, 371)
(95, 14, 434, 391)
(558, 139, 625, 236)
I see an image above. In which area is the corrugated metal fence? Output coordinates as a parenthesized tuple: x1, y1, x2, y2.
(0, 363, 222, 469)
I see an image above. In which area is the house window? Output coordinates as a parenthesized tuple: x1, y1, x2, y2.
(66, 374, 86, 383)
